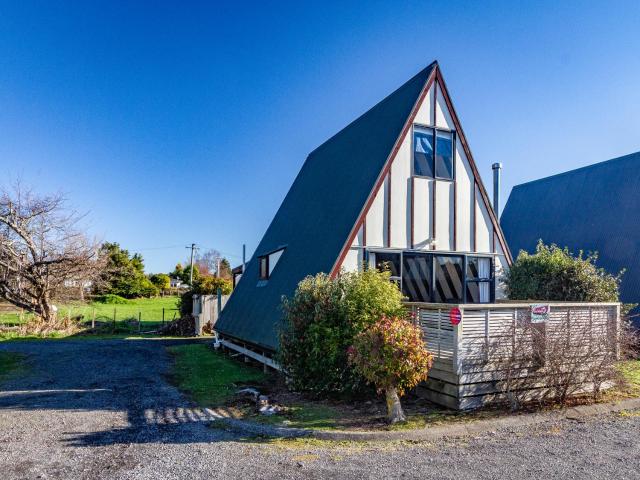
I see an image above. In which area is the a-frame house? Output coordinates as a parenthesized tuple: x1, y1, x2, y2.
(215, 61, 512, 355)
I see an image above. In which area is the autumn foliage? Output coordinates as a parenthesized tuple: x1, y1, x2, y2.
(349, 316, 433, 396)
(348, 315, 433, 423)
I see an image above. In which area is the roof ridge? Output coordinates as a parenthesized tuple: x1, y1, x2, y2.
(513, 150, 640, 190)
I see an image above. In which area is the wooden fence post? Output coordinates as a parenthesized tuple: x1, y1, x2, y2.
(113, 308, 116, 333)
(162, 308, 165, 327)
(138, 311, 142, 334)
(92, 308, 96, 329)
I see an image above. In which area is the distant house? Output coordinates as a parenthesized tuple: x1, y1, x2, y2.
(169, 277, 186, 289)
(501, 151, 640, 308)
(216, 61, 512, 355)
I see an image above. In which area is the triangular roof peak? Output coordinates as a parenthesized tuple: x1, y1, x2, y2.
(216, 61, 511, 350)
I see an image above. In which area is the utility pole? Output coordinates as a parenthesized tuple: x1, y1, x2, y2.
(186, 243, 198, 286)
(216, 257, 221, 278)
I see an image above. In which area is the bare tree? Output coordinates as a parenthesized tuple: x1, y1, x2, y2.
(0, 184, 104, 324)
(193, 249, 231, 279)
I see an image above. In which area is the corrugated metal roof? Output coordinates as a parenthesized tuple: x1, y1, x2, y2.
(214, 62, 437, 350)
(501, 151, 640, 306)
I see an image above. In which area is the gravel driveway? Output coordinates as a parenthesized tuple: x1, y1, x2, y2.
(1, 339, 639, 480)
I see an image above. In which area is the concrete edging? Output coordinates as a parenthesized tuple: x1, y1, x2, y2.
(216, 397, 640, 442)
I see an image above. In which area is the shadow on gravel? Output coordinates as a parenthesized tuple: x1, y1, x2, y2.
(0, 338, 235, 447)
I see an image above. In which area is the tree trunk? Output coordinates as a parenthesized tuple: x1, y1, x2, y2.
(385, 387, 406, 424)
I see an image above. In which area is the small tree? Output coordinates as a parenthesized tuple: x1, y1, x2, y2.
(149, 273, 170, 292)
(348, 316, 433, 423)
(97, 243, 158, 298)
(506, 241, 621, 302)
(278, 269, 406, 397)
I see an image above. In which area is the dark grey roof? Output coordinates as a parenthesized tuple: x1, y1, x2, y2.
(215, 62, 437, 350)
(501, 151, 640, 306)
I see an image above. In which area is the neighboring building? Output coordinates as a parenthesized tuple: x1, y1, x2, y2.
(231, 265, 243, 289)
(169, 277, 186, 289)
(501, 151, 640, 307)
(216, 61, 512, 354)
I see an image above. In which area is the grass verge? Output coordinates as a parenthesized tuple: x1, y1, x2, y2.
(168, 344, 344, 429)
(617, 360, 640, 396)
(168, 343, 267, 406)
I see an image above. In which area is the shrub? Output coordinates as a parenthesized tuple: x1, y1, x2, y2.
(194, 276, 232, 295)
(278, 269, 406, 398)
(177, 277, 233, 317)
(348, 316, 433, 423)
(149, 273, 171, 291)
(506, 241, 622, 302)
(178, 290, 194, 317)
(93, 294, 131, 305)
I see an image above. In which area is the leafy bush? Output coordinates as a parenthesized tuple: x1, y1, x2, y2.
(278, 269, 406, 398)
(149, 273, 171, 291)
(506, 241, 622, 302)
(93, 294, 132, 305)
(177, 276, 233, 316)
(194, 276, 232, 295)
(348, 315, 433, 423)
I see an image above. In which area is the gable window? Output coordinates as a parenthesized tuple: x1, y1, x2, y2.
(258, 247, 286, 281)
(258, 256, 269, 280)
(413, 126, 454, 180)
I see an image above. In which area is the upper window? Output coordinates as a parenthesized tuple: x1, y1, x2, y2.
(413, 126, 454, 180)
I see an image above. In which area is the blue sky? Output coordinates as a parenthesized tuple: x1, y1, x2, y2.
(2, 1, 639, 273)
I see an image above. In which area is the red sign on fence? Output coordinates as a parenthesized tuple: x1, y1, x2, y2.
(450, 307, 462, 326)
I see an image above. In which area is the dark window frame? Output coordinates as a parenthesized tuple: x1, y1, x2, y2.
(412, 124, 456, 181)
(258, 255, 269, 280)
(369, 249, 494, 304)
(464, 256, 495, 304)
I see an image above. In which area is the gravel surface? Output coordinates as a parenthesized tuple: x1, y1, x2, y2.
(1, 339, 639, 479)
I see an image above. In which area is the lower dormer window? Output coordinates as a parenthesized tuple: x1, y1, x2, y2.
(258, 247, 286, 281)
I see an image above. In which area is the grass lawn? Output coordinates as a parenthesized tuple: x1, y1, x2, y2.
(0, 351, 27, 384)
(168, 343, 267, 405)
(0, 296, 180, 327)
(0, 296, 182, 341)
(168, 343, 344, 429)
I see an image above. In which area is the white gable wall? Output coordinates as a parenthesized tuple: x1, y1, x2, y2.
(345, 76, 507, 296)
(456, 146, 474, 252)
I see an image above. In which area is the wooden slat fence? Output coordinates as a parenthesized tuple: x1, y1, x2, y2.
(406, 302, 621, 410)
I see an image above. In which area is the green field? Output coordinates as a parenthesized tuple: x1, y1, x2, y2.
(0, 296, 181, 328)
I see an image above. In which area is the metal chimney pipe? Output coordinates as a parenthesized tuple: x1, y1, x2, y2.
(492, 162, 502, 215)
(242, 244, 246, 273)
